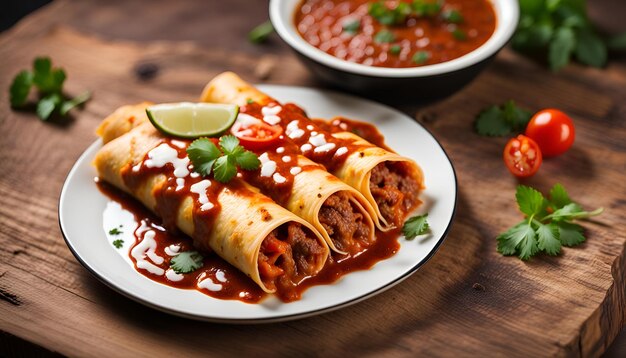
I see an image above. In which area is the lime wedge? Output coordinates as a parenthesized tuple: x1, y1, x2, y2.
(146, 102, 239, 138)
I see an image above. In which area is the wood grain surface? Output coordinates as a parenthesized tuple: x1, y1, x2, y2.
(1, 0, 625, 356)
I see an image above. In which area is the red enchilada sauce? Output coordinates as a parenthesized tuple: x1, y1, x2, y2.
(100, 111, 416, 303)
(295, 0, 496, 68)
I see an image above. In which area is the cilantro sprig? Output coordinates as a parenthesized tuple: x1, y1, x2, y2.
(402, 213, 430, 239)
(186, 136, 261, 183)
(170, 251, 204, 274)
(368, 1, 457, 26)
(112, 239, 124, 249)
(513, 0, 626, 71)
(9, 57, 90, 121)
(497, 184, 603, 260)
(474, 100, 533, 137)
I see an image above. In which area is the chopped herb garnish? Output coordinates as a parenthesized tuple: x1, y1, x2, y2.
(248, 21, 274, 44)
(246, 98, 255, 104)
(451, 28, 467, 41)
(368, 0, 442, 26)
(342, 19, 361, 34)
(411, 0, 442, 17)
(402, 213, 430, 239)
(187, 135, 260, 183)
(441, 9, 463, 24)
(9, 57, 90, 121)
(389, 45, 402, 55)
(170, 251, 204, 274)
(374, 30, 396, 44)
(109, 227, 123, 235)
(474, 100, 533, 137)
(112, 239, 124, 249)
(412, 51, 430, 64)
(497, 184, 603, 260)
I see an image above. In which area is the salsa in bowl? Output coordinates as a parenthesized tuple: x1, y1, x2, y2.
(270, 0, 518, 99)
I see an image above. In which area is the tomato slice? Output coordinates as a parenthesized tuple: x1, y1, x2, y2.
(525, 109, 575, 157)
(503, 135, 543, 178)
(231, 121, 283, 150)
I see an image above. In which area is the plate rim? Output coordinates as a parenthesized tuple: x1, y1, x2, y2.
(58, 85, 458, 324)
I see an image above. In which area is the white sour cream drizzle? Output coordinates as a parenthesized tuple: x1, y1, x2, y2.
(276, 147, 285, 154)
(259, 152, 277, 177)
(336, 146, 348, 156)
(290, 167, 302, 175)
(145, 143, 190, 178)
(190, 179, 214, 211)
(301, 143, 313, 152)
(165, 269, 184, 282)
(198, 276, 223, 292)
(282, 156, 291, 163)
(286, 120, 305, 139)
(164, 244, 181, 256)
(273, 173, 287, 184)
(131, 230, 165, 275)
(262, 105, 282, 125)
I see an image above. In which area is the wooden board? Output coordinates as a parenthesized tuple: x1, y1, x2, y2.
(1, 0, 625, 356)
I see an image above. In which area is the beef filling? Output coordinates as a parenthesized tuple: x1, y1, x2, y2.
(319, 192, 372, 254)
(369, 162, 420, 227)
(258, 222, 326, 294)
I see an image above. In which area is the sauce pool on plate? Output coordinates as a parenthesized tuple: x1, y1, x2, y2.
(294, 0, 496, 68)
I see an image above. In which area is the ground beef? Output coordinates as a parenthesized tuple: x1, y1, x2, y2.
(369, 162, 420, 227)
(319, 192, 373, 254)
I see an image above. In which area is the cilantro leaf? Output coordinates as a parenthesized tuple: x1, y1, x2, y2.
(412, 51, 430, 64)
(546, 203, 584, 221)
(548, 183, 571, 209)
(36, 93, 61, 121)
(575, 29, 607, 68)
(60, 91, 91, 116)
(556, 221, 585, 247)
(219, 135, 240, 155)
(503, 100, 533, 131)
(187, 138, 221, 176)
(516, 185, 547, 217)
(389, 45, 402, 55)
(402, 213, 430, 240)
(33, 57, 66, 94)
(451, 28, 467, 41)
(549, 26, 576, 71)
(109, 227, 123, 235)
(474, 106, 511, 136)
(236, 150, 261, 170)
(213, 155, 237, 183)
(170, 251, 204, 274)
(442, 9, 463, 24)
(374, 30, 396, 44)
(9, 70, 33, 107)
(497, 222, 536, 259)
(536, 223, 561, 255)
(112, 239, 124, 249)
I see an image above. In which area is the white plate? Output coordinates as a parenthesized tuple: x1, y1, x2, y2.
(59, 85, 457, 323)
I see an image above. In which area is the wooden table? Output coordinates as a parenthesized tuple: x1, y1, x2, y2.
(1, 0, 625, 356)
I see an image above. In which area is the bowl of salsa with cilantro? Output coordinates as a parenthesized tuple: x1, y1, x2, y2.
(270, 0, 518, 99)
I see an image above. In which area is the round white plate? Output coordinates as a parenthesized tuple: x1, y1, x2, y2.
(59, 85, 457, 323)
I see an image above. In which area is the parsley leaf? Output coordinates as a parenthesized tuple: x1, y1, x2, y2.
(474, 100, 533, 137)
(112, 239, 124, 249)
(187, 135, 260, 183)
(402, 213, 430, 240)
(248, 21, 274, 44)
(109, 227, 123, 235)
(497, 183, 603, 260)
(9, 56, 90, 120)
(549, 27, 576, 71)
(170, 251, 204, 274)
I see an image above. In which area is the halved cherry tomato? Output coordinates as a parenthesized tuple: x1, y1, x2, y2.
(525, 109, 575, 157)
(503, 135, 543, 178)
(231, 122, 283, 150)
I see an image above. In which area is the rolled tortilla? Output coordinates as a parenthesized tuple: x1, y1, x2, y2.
(97, 104, 377, 255)
(201, 72, 424, 230)
(93, 123, 329, 294)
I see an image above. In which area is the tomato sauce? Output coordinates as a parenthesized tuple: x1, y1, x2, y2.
(294, 0, 496, 68)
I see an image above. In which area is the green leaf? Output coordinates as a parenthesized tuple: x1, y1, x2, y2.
(213, 155, 237, 183)
(402, 213, 430, 240)
(248, 21, 274, 44)
(536, 222, 561, 255)
(170, 251, 204, 274)
(108, 227, 123, 235)
(389, 45, 402, 55)
(452, 28, 467, 41)
(60, 91, 91, 116)
(33, 57, 66, 93)
(556, 221, 585, 246)
(497, 222, 537, 260)
(474, 106, 511, 136)
(112, 239, 124, 249)
(549, 183, 571, 209)
(546, 202, 583, 221)
(36, 93, 61, 121)
(342, 19, 360, 34)
(607, 32, 626, 51)
(187, 138, 221, 176)
(235, 150, 261, 170)
(412, 51, 430, 64)
(575, 29, 607, 67)
(442, 9, 463, 24)
(374, 30, 396, 44)
(219, 135, 240, 155)
(503, 100, 533, 131)
(9, 70, 33, 107)
(549, 27, 576, 71)
(516, 185, 547, 217)
(33, 57, 51, 77)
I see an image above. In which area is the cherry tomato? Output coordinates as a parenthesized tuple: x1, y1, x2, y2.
(503, 135, 543, 178)
(231, 121, 283, 150)
(525, 109, 575, 157)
